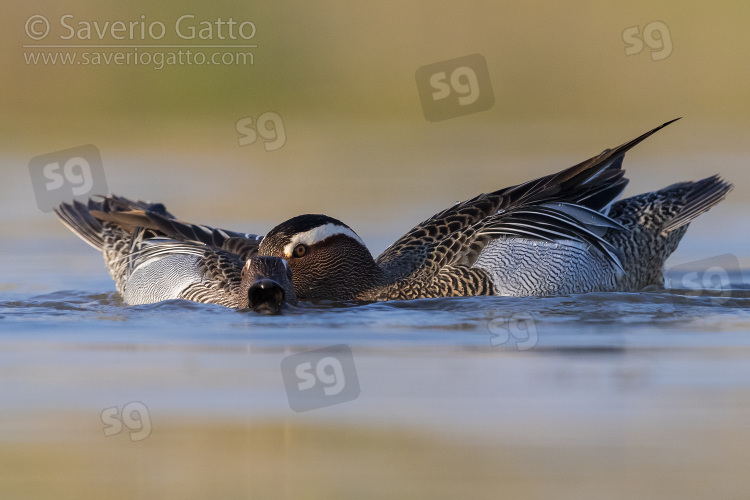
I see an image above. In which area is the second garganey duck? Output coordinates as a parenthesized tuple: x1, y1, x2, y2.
(55, 119, 732, 309)
(55, 197, 296, 314)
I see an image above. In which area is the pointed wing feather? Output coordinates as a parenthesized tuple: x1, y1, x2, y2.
(477, 206, 625, 272)
(376, 119, 679, 279)
(88, 195, 263, 261)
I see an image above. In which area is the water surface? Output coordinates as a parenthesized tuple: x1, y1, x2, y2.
(2, 231, 750, 499)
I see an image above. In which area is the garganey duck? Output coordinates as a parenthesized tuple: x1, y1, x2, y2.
(55, 119, 732, 309)
(55, 197, 296, 314)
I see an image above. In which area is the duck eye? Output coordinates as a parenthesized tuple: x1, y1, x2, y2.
(293, 244, 308, 258)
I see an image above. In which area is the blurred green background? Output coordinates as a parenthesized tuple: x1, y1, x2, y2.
(1, 0, 748, 247)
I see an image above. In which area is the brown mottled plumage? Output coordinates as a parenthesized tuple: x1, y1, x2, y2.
(257, 119, 731, 300)
(605, 175, 732, 291)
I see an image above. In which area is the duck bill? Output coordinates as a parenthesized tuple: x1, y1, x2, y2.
(247, 278, 287, 315)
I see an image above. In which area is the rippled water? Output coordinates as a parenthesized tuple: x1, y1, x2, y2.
(4, 286, 750, 349)
(2, 235, 750, 498)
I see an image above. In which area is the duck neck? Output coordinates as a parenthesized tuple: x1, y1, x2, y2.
(339, 255, 388, 300)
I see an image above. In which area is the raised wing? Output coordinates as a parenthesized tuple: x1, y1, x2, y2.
(55, 195, 263, 307)
(88, 194, 264, 261)
(375, 119, 680, 280)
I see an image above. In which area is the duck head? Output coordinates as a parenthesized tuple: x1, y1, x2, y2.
(258, 214, 385, 301)
(241, 255, 297, 314)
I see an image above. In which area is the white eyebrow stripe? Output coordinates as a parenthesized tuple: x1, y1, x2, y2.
(283, 223, 365, 257)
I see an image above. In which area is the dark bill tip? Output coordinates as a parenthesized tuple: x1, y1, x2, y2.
(248, 279, 286, 315)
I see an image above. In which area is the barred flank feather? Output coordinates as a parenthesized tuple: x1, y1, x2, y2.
(53, 195, 268, 307)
